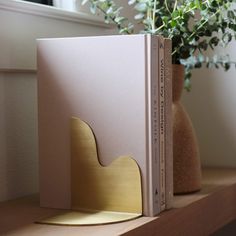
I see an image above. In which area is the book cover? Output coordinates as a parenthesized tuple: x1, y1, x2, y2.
(164, 38, 173, 209)
(37, 34, 171, 216)
(157, 36, 166, 211)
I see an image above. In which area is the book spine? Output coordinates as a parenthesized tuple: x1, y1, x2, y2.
(158, 36, 166, 211)
(164, 38, 173, 209)
(148, 35, 161, 216)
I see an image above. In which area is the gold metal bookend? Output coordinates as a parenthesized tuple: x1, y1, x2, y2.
(37, 210, 141, 226)
(38, 117, 142, 225)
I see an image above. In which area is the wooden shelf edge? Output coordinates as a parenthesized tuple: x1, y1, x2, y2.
(1, 168, 236, 235)
(124, 182, 236, 235)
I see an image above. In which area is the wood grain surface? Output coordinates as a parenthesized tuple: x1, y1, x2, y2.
(1, 168, 236, 235)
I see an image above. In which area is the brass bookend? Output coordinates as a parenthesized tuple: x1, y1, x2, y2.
(38, 117, 142, 225)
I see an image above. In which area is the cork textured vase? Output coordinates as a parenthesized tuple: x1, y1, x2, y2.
(172, 64, 202, 194)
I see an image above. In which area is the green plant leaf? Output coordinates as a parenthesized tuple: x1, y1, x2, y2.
(84, 0, 236, 91)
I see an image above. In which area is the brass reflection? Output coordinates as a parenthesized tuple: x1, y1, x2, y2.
(38, 117, 142, 225)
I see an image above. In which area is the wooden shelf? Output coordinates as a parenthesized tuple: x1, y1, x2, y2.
(1, 168, 236, 235)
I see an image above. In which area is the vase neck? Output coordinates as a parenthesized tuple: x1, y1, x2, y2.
(172, 64, 184, 102)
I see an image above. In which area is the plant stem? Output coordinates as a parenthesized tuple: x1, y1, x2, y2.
(152, 0, 157, 31)
(156, 3, 200, 34)
(172, 7, 221, 56)
(187, 8, 221, 40)
(173, 0, 177, 13)
(165, 0, 171, 14)
(156, 22, 165, 31)
(96, 3, 132, 34)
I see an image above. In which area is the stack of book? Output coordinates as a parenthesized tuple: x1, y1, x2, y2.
(37, 34, 173, 217)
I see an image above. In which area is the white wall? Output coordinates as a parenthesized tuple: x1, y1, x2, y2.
(0, 72, 38, 200)
(0, 7, 110, 70)
(0, 1, 115, 202)
(182, 41, 236, 167)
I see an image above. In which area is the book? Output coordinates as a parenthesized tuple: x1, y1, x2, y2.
(157, 36, 166, 211)
(37, 34, 172, 216)
(164, 38, 173, 209)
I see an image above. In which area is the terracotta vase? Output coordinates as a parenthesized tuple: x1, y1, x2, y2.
(172, 64, 202, 194)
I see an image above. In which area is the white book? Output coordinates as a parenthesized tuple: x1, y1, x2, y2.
(164, 38, 173, 209)
(37, 34, 172, 216)
(158, 36, 166, 211)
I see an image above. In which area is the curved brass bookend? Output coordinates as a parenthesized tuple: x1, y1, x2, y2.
(38, 117, 142, 225)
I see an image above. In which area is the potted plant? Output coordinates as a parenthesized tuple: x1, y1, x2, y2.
(82, 0, 236, 88)
(82, 0, 236, 193)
